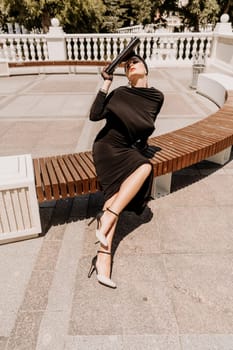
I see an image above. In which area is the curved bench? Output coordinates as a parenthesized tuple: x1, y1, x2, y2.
(33, 77, 233, 202)
(2, 74, 232, 244)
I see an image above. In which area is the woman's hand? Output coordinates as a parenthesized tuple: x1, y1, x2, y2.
(101, 66, 113, 81)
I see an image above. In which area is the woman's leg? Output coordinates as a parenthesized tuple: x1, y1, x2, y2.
(96, 163, 152, 277)
(98, 163, 152, 240)
(96, 194, 118, 277)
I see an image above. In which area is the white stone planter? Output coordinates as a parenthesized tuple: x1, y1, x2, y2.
(0, 154, 41, 244)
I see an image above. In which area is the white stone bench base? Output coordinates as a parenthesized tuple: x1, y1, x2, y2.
(151, 146, 232, 199)
(206, 146, 232, 165)
(152, 173, 172, 198)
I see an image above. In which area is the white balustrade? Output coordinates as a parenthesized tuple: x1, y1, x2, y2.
(0, 34, 48, 62)
(0, 31, 231, 70)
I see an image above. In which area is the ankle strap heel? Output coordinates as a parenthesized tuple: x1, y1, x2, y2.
(97, 250, 111, 255)
(106, 208, 119, 217)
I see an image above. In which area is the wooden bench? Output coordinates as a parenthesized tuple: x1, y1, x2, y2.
(33, 88, 233, 202)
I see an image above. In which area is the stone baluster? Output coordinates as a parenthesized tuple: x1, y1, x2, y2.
(29, 38, 36, 61)
(184, 36, 192, 62)
(99, 37, 104, 61)
(191, 37, 198, 61)
(198, 36, 205, 60)
(138, 36, 144, 57)
(170, 37, 177, 61)
(145, 37, 151, 60)
(66, 38, 72, 60)
(73, 38, 78, 60)
(106, 37, 111, 61)
(112, 37, 118, 59)
(22, 38, 29, 61)
(119, 37, 124, 53)
(79, 38, 85, 60)
(35, 38, 42, 61)
(16, 38, 23, 61)
(42, 38, 49, 60)
(86, 37, 91, 60)
(2, 38, 8, 60)
(92, 37, 98, 60)
(205, 35, 212, 59)
(9, 38, 16, 61)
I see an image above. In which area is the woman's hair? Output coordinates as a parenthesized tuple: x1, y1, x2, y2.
(124, 53, 148, 75)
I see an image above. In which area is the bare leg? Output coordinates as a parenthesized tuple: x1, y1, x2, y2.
(96, 194, 118, 277)
(96, 163, 152, 278)
(98, 163, 152, 240)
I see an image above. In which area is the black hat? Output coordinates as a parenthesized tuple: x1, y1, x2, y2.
(124, 51, 149, 75)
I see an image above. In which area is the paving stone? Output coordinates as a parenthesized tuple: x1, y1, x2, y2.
(165, 254, 233, 333)
(64, 335, 181, 350)
(181, 334, 233, 350)
(70, 255, 178, 335)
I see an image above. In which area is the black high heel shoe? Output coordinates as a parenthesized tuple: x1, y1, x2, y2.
(88, 250, 117, 289)
(88, 208, 119, 246)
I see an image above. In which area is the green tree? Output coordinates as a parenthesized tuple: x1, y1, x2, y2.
(60, 0, 105, 33)
(182, 0, 220, 31)
(0, 0, 105, 33)
(160, 0, 179, 15)
(0, 0, 27, 30)
(101, 0, 127, 32)
(0, 0, 63, 33)
(130, 0, 153, 25)
(24, 0, 63, 32)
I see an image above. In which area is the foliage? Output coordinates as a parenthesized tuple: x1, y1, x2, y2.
(59, 0, 105, 33)
(101, 0, 127, 32)
(0, 0, 105, 33)
(0, 0, 232, 33)
(159, 0, 179, 16)
(181, 0, 220, 31)
(130, 0, 153, 25)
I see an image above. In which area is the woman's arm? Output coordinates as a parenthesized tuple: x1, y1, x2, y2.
(89, 69, 113, 121)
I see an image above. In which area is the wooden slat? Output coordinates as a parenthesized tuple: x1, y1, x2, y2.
(45, 157, 60, 200)
(63, 155, 83, 195)
(73, 153, 92, 193)
(69, 154, 89, 193)
(33, 158, 44, 202)
(57, 156, 75, 198)
(51, 157, 67, 198)
(80, 152, 98, 192)
(150, 139, 189, 173)
(39, 158, 52, 201)
(84, 152, 102, 190)
(156, 134, 204, 169)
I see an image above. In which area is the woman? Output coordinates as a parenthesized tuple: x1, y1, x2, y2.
(88, 54, 164, 288)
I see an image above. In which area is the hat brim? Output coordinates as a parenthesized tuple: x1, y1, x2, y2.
(124, 53, 149, 75)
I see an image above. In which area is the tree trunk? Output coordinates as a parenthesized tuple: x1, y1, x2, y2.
(41, 11, 50, 33)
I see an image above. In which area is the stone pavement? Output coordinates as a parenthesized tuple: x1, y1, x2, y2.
(0, 66, 233, 350)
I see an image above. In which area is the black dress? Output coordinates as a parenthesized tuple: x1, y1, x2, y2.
(89, 85, 164, 214)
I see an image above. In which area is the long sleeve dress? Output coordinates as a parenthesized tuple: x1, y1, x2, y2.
(89, 85, 164, 214)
